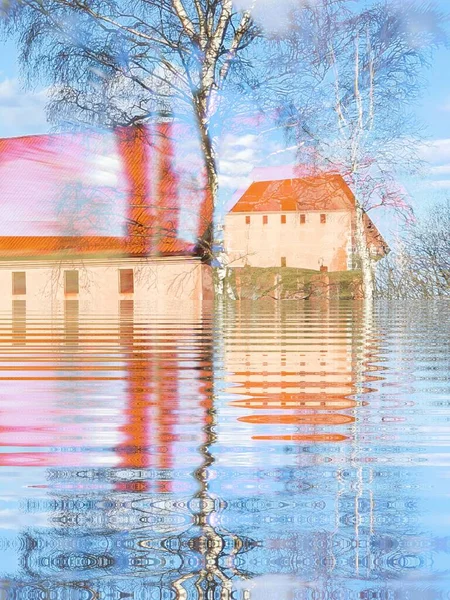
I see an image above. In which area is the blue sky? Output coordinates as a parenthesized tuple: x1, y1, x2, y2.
(1, 1, 450, 227)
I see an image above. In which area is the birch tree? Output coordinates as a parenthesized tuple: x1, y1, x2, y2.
(376, 200, 450, 298)
(1, 0, 261, 257)
(274, 0, 447, 299)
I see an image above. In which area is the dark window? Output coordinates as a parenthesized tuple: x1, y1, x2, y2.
(64, 270, 79, 294)
(119, 269, 134, 294)
(300, 214, 306, 224)
(281, 215, 286, 224)
(320, 214, 327, 224)
(12, 272, 26, 295)
(281, 257, 287, 267)
(245, 216, 251, 225)
(263, 215, 268, 225)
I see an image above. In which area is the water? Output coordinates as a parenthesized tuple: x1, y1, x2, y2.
(0, 300, 449, 599)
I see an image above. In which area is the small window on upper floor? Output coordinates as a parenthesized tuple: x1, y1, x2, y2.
(64, 270, 79, 294)
(12, 272, 26, 295)
(263, 215, 268, 225)
(300, 214, 306, 224)
(320, 214, 327, 224)
(245, 215, 251, 225)
(119, 269, 134, 294)
(281, 214, 286, 224)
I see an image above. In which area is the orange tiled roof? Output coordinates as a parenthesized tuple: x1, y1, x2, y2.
(0, 235, 195, 258)
(230, 175, 355, 213)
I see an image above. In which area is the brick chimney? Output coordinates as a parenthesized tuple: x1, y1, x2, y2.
(116, 125, 153, 255)
(155, 121, 179, 245)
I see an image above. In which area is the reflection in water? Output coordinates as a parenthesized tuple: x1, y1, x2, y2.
(12, 299, 26, 347)
(0, 300, 449, 598)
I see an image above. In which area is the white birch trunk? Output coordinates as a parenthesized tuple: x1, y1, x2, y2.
(354, 203, 374, 301)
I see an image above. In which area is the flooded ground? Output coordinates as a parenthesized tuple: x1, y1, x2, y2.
(0, 300, 449, 599)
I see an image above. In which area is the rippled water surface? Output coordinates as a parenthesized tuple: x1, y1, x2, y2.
(0, 300, 449, 599)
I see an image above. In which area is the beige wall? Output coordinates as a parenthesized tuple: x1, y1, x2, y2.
(224, 210, 352, 271)
(217, 302, 357, 455)
(0, 256, 212, 318)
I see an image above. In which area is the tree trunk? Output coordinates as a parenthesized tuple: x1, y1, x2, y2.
(194, 96, 218, 262)
(354, 203, 374, 301)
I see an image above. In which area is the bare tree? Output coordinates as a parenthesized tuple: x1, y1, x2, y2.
(272, 0, 447, 299)
(376, 200, 450, 298)
(1, 0, 262, 257)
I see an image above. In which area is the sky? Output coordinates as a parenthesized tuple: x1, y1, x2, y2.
(1, 1, 450, 232)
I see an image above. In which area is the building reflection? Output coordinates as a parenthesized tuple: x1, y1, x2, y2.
(221, 300, 358, 445)
(209, 299, 423, 593)
(0, 300, 439, 599)
(12, 299, 27, 347)
(0, 300, 254, 599)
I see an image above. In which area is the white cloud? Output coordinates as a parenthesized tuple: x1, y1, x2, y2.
(219, 173, 252, 191)
(234, 575, 314, 599)
(218, 133, 258, 190)
(0, 77, 50, 138)
(418, 139, 450, 165)
(430, 164, 450, 175)
(219, 159, 254, 176)
(232, 0, 315, 33)
(87, 153, 121, 187)
(429, 179, 450, 189)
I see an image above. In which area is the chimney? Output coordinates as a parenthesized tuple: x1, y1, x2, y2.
(116, 125, 153, 255)
(155, 121, 180, 245)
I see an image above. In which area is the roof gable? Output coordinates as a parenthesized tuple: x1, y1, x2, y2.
(230, 175, 355, 213)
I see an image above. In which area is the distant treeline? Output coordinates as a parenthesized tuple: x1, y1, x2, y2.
(375, 201, 450, 299)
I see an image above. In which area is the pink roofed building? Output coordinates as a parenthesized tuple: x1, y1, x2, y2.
(0, 124, 213, 317)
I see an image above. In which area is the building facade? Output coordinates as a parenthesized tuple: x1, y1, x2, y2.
(0, 123, 213, 317)
(224, 175, 388, 271)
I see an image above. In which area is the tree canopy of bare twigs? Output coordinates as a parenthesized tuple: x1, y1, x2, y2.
(267, 0, 448, 299)
(376, 200, 450, 298)
(1, 0, 265, 255)
(1, 0, 448, 291)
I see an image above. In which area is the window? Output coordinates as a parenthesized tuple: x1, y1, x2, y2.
(64, 270, 79, 294)
(300, 214, 306, 224)
(263, 215, 268, 225)
(245, 216, 251, 225)
(281, 215, 286, 224)
(119, 269, 134, 294)
(320, 214, 327, 224)
(281, 257, 287, 267)
(12, 272, 26, 295)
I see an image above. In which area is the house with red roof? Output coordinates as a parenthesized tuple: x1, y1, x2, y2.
(0, 124, 213, 317)
(224, 173, 388, 271)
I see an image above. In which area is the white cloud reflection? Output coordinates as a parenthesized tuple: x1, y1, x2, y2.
(234, 575, 313, 599)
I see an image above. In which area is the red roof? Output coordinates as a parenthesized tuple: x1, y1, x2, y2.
(0, 235, 195, 258)
(230, 175, 355, 213)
